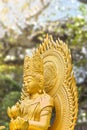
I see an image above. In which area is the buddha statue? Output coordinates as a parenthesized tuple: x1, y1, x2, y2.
(7, 53, 54, 130)
(7, 35, 78, 130)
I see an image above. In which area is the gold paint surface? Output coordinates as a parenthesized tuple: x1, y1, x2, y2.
(7, 35, 78, 130)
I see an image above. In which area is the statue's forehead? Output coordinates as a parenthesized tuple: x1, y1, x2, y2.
(23, 73, 37, 81)
(24, 75, 32, 81)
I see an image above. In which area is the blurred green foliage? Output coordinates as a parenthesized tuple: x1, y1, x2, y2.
(0, 65, 22, 128)
(0, 92, 20, 130)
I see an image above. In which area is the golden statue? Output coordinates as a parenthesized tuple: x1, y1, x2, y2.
(7, 35, 78, 130)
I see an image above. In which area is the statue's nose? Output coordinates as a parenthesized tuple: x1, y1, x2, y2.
(23, 81, 27, 87)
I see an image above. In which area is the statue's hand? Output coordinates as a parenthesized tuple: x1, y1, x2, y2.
(10, 117, 29, 130)
(7, 103, 20, 118)
(7, 106, 17, 118)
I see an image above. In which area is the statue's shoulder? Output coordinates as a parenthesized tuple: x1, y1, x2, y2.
(40, 93, 54, 109)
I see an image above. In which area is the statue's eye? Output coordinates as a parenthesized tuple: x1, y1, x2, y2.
(27, 81, 30, 83)
(27, 79, 32, 83)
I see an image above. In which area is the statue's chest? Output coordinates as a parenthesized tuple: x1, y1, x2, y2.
(20, 98, 40, 121)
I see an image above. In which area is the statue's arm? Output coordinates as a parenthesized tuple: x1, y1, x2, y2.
(9, 106, 52, 130)
(29, 106, 52, 130)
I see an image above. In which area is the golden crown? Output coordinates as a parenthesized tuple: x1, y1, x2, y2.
(23, 53, 43, 77)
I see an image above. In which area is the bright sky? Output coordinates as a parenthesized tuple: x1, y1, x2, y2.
(0, 0, 86, 37)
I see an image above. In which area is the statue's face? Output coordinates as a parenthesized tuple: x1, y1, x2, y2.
(24, 75, 40, 94)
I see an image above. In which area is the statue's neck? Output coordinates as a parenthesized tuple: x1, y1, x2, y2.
(30, 93, 41, 99)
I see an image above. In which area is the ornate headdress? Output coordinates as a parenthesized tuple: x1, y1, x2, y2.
(23, 53, 43, 78)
